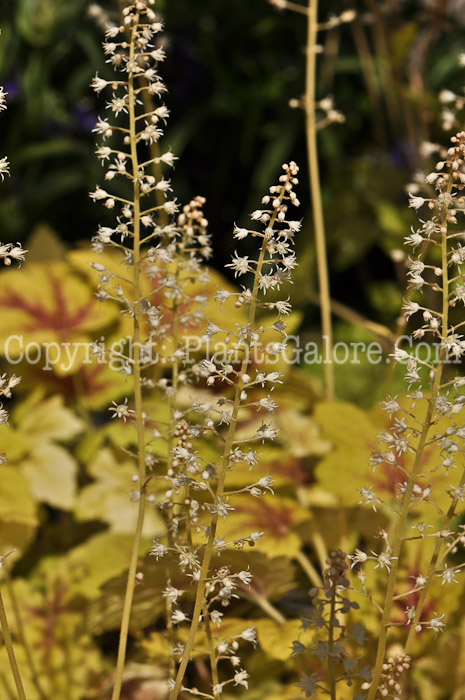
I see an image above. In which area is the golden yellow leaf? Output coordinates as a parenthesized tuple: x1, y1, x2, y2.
(0, 261, 118, 373)
(21, 442, 77, 510)
(15, 392, 84, 441)
(255, 619, 302, 661)
(217, 494, 309, 558)
(0, 466, 38, 552)
(75, 447, 165, 537)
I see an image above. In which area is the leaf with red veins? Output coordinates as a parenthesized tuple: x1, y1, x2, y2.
(216, 494, 309, 558)
(0, 262, 118, 370)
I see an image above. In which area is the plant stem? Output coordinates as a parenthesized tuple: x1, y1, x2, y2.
(203, 606, 219, 689)
(327, 584, 337, 700)
(169, 189, 287, 700)
(295, 550, 323, 588)
(306, 291, 394, 348)
(404, 466, 465, 653)
(283, 0, 309, 15)
(0, 588, 27, 700)
(305, 0, 334, 400)
(111, 17, 147, 700)
(249, 593, 286, 625)
(296, 486, 328, 571)
(367, 370, 443, 699)
(366, 187, 451, 700)
(5, 573, 46, 700)
(117, 0, 167, 231)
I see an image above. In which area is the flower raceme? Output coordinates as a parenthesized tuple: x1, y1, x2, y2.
(0, 55, 28, 700)
(159, 161, 301, 700)
(351, 130, 465, 700)
(89, 3, 214, 699)
(89, 2, 301, 699)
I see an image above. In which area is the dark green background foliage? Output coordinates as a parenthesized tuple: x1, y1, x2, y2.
(0, 0, 464, 402)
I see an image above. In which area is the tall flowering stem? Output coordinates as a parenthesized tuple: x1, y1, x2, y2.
(88, 2, 198, 697)
(110, 13, 147, 700)
(0, 64, 27, 700)
(164, 162, 300, 700)
(352, 132, 465, 700)
(91, 4, 299, 697)
(0, 582, 26, 700)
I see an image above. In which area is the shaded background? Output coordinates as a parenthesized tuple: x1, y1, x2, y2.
(0, 0, 464, 400)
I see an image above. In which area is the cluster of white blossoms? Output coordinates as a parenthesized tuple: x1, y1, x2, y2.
(0, 86, 8, 184)
(430, 61, 465, 133)
(90, 2, 301, 698)
(0, 75, 25, 460)
(352, 130, 465, 700)
(0, 242, 27, 267)
(89, 3, 220, 696)
(150, 162, 300, 700)
(289, 92, 346, 126)
(0, 85, 9, 182)
(89, 0, 210, 379)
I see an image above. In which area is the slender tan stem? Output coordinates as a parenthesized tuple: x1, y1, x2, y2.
(0, 588, 27, 700)
(249, 593, 286, 625)
(169, 188, 288, 700)
(366, 185, 451, 700)
(282, 0, 309, 15)
(5, 573, 46, 700)
(295, 550, 323, 588)
(404, 466, 465, 653)
(367, 370, 443, 699)
(111, 17, 148, 700)
(163, 273, 180, 683)
(169, 244, 267, 700)
(296, 486, 328, 571)
(305, 0, 334, 399)
(203, 607, 219, 688)
(167, 369, 242, 700)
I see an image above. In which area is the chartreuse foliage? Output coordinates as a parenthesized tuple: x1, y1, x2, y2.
(2, 1, 465, 699)
(0, 228, 463, 698)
